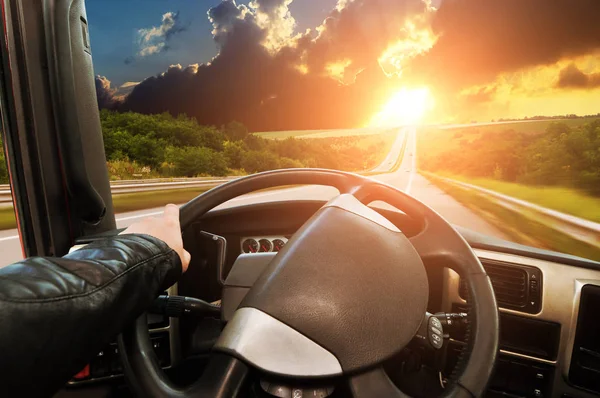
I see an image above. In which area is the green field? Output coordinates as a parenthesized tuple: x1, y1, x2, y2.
(430, 173, 600, 223)
(440, 117, 600, 134)
(255, 126, 398, 139)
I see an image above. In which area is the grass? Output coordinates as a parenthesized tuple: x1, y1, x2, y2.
(254, 126, 398, 139)
(433, 174, 600, 224)
(427, 175, 600, 262)
(0, 207, 16, 230)
(440, 117, 600, 134)
(112, 187, 211, 213)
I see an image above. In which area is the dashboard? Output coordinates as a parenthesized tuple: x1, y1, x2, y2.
(192, 200, 600, 398)
(443, 250, 600, 398)
(62, 199, 600, 398)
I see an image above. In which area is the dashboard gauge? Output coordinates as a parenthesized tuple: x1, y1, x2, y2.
(272, 239, 286, 252)
(242, 238, 259, 254)
(258, 239, 273, 253)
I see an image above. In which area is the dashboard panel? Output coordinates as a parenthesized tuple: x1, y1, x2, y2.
(444, 249, 600, 397)
(178, 200, 600, 398)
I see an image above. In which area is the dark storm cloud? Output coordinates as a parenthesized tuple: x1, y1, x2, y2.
(110, 0, 415, 130)
(556, 64, 600, 89)
(409, 0, 600, 90)
(95, 75, 121, 110)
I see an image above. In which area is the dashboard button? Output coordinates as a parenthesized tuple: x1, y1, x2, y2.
(430, 316, 442, 329)
(90, 350, 109, 378)
(268, 384, 291, 397)
(430, 332, 443, 349)
(431, 326, 443, 335)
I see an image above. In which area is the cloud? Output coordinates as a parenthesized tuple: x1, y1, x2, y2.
(95, 75, 120, 109)
(99, 0, 600, 128)
(556, 64, 600, 89)
(408, 0, 600, 91)
(303, 0, 435, 79)
(107, 0, 427, 130)
(459, 85, 498, 105)
(137, 11, 187, 57)
(95, 77, 139, 109)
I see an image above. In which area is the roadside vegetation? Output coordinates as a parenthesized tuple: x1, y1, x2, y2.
(99, 110, 394, 180)
(420, 119, 600, 260)
(0, 111, 394, 185)
(420, 119, 600, 196)
(442, 116, 599, 135)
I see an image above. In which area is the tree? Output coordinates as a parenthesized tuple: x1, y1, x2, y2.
(223, 121, 249, 141)
(165, 146, 228, 177)
(224, 141, 246, 169)
(241, 150, 281, 173)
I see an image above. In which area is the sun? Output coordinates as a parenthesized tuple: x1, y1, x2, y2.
(369, 87, 433, 127)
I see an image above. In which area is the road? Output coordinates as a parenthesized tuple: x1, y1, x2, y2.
(0, 127, 507, 267)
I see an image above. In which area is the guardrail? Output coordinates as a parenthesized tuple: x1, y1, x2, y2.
(0, 177, 239, 205)
(434, 175, 600, 249)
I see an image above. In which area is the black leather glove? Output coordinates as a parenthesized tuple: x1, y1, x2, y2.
(0, 234, 182, 397)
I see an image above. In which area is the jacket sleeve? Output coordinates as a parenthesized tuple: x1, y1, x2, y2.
(0, 233, 182, 397)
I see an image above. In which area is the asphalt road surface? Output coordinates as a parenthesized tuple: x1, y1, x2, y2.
(0, 126, 507, 268)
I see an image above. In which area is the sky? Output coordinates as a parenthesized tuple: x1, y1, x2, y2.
(89, 0, 600, 130)
(87, 0, 338, 86)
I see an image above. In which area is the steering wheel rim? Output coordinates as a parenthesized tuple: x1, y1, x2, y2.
(119, 168, 499, 398)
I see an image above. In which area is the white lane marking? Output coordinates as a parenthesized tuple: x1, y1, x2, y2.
(405, 128, 417, 194)
(0, 235, 19, 242)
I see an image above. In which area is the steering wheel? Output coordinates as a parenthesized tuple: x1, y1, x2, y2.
(119, 168, 499, 398)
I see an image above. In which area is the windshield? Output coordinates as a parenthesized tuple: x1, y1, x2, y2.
(1, 0, 599, 264)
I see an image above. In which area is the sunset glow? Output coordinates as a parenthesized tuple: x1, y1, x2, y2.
(369, 88, 433, 127)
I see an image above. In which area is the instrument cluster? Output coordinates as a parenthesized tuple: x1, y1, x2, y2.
(240, 236, 289, 254)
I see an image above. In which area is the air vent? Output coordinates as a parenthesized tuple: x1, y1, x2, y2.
(459, 260, 542, 314)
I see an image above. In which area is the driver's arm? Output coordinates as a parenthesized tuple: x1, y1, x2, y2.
(0, 204, 190, 397)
